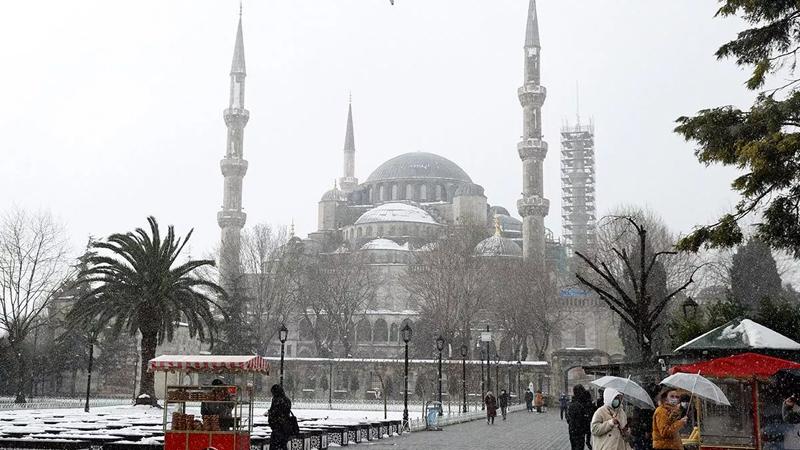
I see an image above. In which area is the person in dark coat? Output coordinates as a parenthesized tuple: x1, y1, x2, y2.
(567, 385, 592, 450)
(560, 392, 570, 420)
(267, 384, 293, 450)
(485, 391, 498, 425)
(595, 388, 605, 411)
(499, 389, 509, 420)
(525, 389, 534, 412)
(201, 378, 234, 430)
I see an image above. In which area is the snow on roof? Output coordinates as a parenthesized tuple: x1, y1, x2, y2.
(148, 354, 270, 373)
(354, 202, 439, 226)
(675, 318, 800, 351)
(360, 238, 409, 251)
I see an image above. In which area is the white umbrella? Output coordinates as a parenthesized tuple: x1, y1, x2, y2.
(660, 372, 731, 406)
(590, 375, 655, 409)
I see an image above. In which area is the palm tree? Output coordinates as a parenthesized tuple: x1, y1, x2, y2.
(67, 217, 226, 404)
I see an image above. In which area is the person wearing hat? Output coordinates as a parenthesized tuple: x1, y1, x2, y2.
(590, 388, 631, 450)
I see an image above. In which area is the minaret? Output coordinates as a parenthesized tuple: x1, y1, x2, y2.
(517, 0, 549, 268)
(217, 9, 249, 284)
(339, 98, 358, 192)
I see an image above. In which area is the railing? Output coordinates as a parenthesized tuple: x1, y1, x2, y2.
(0, 396, 131, 410)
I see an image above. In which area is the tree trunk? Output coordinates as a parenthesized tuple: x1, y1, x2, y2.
(138, 331, 158, 405)
(12, 343, 27, 404)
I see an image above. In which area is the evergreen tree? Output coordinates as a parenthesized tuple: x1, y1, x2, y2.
(675, 1, 800, 255)
(730, 238, 783, 313)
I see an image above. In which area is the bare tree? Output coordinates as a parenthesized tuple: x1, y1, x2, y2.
(0, 208, 70, 403)
(298, 251, 377, 357)
(400, 225, 489, 348)
(574, 207, 701, 363)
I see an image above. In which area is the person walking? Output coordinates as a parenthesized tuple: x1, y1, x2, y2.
(485, 391, 498, 425)
(534, 389, 544, 413)
(651, 388, 687, 450)
(596, 388, 605, 411)
(525, 389, 534, 412)
(567, 385, 592, 450)
(590, 388, 631, 450)
(499, 389, 509, 420)
(560, 392, 570, 420)
(267, 384, 294, 450)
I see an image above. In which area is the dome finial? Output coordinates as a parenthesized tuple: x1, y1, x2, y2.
(494, 215, 502, 236)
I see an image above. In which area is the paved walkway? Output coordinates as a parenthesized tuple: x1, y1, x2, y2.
(374, 409, 572, 449)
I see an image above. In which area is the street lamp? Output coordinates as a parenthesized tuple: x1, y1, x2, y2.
(478, 343, 485, 410)
(494, 353, 500, 395)
(401, 323, 413, 429)
(682, 297, 698, 319)
(279, 324, 288, 387)
(484, 326, 491, 399)
(516, 360, 522, 405)
(460, 344, 468, 413)
(436, 335, 445, 416)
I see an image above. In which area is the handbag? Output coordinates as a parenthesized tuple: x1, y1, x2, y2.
(285, 411, 300, 436)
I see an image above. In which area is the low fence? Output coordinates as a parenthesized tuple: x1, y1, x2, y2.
(0, 397, 131, 410)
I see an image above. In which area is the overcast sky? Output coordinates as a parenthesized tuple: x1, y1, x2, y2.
(0, 1, 755, 257)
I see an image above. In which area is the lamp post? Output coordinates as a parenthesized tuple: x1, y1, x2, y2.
(516, 360, 522, 405)
(401, 323, 412, 429)
(460, 344, 468, 413)
(494, 353, 500, 395)
(84, 337, 94, 412)
(278, 324, 288, 387)
(436, 335, 444, 416)
(484, 326, 491, 398)
(682, 297, 698, 319)
(479, 344, 485, 410)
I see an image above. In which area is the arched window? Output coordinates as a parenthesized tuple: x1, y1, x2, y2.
(390, 323, 399, 342)
(406, 184, 414, 200)
(299, 318, 313, 341)
(366, 226, 373, 236)
(391, 184, 398, 200)
(356, 318, 372, 343)
(373, 319, 389, 342)
(357, 228, 363, 238)
(379, 185, 386, 202)
(420, 185, 427, 201)
(435, 185, 443, 201)
(574, 323, 586, 348)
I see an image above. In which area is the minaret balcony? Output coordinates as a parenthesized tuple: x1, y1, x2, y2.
(517, 139, 548, 161)
(220, 158, 249, 177)
(217, 210, 247, 228)
(517, 196, 550, 218)
(224, 108, 250, 127)
(517, 84, 546, 107)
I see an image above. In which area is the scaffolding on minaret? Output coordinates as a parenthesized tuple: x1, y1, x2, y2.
(560, 116, 596, 256)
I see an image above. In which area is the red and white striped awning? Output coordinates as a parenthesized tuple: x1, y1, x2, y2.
(148, 355, 270, 374)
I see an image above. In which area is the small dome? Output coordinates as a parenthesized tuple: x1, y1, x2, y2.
(475, 235, 523, 258)
(360, 238, 409, 251)
(489, 206, 510, 216)
(366, 152, 472, 183)
(454, 183, 485, 197)
(320, 188, 347, 202)
(354, 202, 439, 226)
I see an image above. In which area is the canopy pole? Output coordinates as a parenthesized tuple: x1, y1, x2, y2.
(753, 380, 761, 450)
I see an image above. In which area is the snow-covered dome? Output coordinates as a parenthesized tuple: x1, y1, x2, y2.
(454, 183, 485, 197)
(475, 234, 523, 258)
(360, 238, 409, 251)
(354, 202, 439, 226)
(320, 187, 347, 202)
(366, 152, 472, 183)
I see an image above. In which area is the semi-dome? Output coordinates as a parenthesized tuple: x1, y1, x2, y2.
(454, 183, 485, 197)
(320, 187, 347, 202)
(354, 202, 439, 226)
(475, 235, 523, 258)
(489, 205, 510, 216)
(366, 152, 472, 183)
(360, 238, 409, 251)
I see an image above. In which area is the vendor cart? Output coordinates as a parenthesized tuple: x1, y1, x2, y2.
(671, 352, 800, 450)
(149, 355, 270, 450)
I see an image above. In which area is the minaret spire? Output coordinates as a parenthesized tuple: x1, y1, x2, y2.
(218, 10, 250, 286)
(339, 96, 358, 192)
(517, 0, 549, 269)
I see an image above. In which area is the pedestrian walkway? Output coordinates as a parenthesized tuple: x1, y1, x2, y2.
(386, 409, 571, 449)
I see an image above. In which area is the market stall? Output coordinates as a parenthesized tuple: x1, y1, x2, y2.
(671, 352, 800, 450)
(149, 355, 270, 450)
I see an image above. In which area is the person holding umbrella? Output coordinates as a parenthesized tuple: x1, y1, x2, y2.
(652, 388, 687, 449)
(590, 388, 631, 450)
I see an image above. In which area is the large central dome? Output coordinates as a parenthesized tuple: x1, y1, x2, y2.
(366, 152, 472, 183)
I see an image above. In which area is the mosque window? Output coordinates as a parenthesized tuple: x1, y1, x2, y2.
(391, 184, 398, 200)
(366, 226, 373, 236)
(373, 319, 388, 342)
(299, 318, 313, 341)
(406, 184, 414, 200)
(356, 318, 372, 343)
(357, 228, 363, 238)
(420, 185, 427, 201)
(379, 185, 386, 201)
(390, 323, 399, 342)
(574, 324, 586, 347)
(435, 185, 442, 201)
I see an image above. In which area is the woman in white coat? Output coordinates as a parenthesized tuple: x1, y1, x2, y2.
(590, 387, 631, 450)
